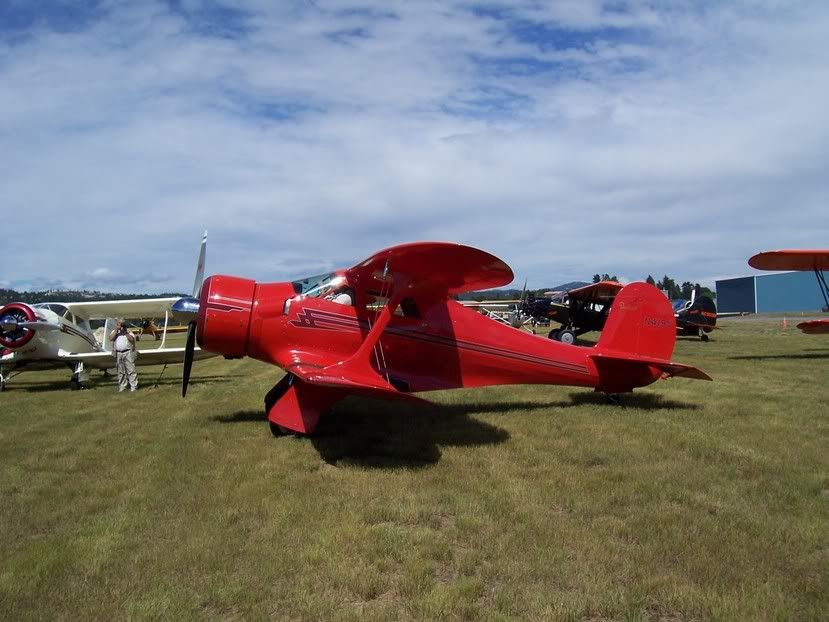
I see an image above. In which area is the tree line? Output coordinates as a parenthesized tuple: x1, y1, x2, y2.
(591, 274, 715, 300)
(0, 288, 186, 306)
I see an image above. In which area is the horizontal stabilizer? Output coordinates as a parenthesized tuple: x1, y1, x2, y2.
(591, 351, 712, 382)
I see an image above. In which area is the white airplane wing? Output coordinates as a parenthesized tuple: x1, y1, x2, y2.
(58, 346, 215, 369)
(64, 298, 181, 321)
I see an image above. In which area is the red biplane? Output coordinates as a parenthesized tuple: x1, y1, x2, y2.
(748, 249, 829, 334)
(179, 243, 711, 436)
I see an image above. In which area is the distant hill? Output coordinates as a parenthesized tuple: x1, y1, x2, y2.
(0, 288, 186, 306)
(544, 281, 590, 293)
(457, 281, 590, 301)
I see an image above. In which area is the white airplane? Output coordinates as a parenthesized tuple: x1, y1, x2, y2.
(0, 232, 214, 391)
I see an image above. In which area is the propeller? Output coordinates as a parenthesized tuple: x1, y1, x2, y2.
(0, 304, 38, 348)
(181, 320, 196, 398)
(177, 230, 207, 398)
(516, 278, 529, 314)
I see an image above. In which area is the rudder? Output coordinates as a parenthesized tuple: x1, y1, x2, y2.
(596, 282, 676, 360)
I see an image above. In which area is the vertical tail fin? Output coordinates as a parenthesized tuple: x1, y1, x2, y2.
(683, 295, 717, 330)
(591, 283, 711, 391)
(596, 282, 675, 360)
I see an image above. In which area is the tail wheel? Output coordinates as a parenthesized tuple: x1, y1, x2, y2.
(0, 304, 36, 349)
(269, 422, 292, 437)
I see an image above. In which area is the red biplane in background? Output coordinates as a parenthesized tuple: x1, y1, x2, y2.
(748, 249, 829, 334)
(178, 243, 711, 437)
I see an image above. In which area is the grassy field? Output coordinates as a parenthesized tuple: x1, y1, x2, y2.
(1, 318, 827, 620)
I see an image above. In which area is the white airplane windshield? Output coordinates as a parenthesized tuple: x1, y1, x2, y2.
(34, 303, 71, 318)
(291, 272, 347, 298)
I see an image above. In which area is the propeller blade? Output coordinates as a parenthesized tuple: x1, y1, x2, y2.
(182, 321, 196, 398)
(517, 278, 528, 313)
(192, 230, 207, 298)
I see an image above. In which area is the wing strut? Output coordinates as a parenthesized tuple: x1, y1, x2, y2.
(288, 270, 411, 393)
(815, 268, 829, 311)
(345, 270, 408, 378)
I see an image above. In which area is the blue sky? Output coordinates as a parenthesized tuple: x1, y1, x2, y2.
(1, 0, 828, 293)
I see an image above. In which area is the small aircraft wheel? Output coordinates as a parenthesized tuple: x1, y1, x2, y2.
(701, 333, 709, 342)
(269, 421, 293, 437)
(558, 330, 576, 346)
(548, 329, 560, 340)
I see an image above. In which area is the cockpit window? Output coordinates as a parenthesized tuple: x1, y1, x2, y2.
(291, 272, 349, 299)
(34, 303, 71, 318)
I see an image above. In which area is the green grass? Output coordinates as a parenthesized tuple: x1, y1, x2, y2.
(1, 319, 827, 620)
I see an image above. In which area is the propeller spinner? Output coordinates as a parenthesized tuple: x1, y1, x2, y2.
(0, 304, 37, 349)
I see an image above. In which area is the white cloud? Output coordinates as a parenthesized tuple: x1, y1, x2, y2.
(0, 0, 827, 293)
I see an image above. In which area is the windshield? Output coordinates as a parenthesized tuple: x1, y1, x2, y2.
(291, 272, 348, 298)
(34, 303, 70, 318)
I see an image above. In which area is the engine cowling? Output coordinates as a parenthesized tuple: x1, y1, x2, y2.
(196, 275, 256, 358)
(0, 303, 37, 349)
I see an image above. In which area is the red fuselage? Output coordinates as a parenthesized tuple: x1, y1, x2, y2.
(197, 276, 659, 394)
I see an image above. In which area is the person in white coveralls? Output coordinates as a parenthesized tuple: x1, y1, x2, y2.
(109, 319, 138, 392)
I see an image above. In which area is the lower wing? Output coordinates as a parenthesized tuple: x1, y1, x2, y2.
(797, 319, 829, 335)
(59, 347, 216, 369)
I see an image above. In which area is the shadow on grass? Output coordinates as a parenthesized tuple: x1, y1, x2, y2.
(213, 410, 267, 423)
(2, 379, 83, 393)
(144, 374, 235, 388)
(311, 398, 510, 468)
(728, 353, 829, 361)
(215, 398, 511, 468)
(214, 391, 696, 468)
(563, 391, 702, 411)
(5, 374, 234, 393)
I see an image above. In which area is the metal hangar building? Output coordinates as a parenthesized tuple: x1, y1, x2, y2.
(716, 271, 827, 313)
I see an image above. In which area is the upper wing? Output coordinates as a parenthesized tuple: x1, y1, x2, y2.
(749, 250, 829, 271)
(567, 280, 624, 302)
(64, 298, 181, 320)
(796, 319, 829, 334)
(58, 346, 215, 369)
(346, 242, 513, 297)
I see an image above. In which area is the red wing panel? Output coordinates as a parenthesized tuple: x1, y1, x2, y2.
(796, 319, 829, 334)
(567, 280, 624, 302)
(346, 242, 513, 297)
(749, 250, 829, 272)
(282, 361, 431, 404)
